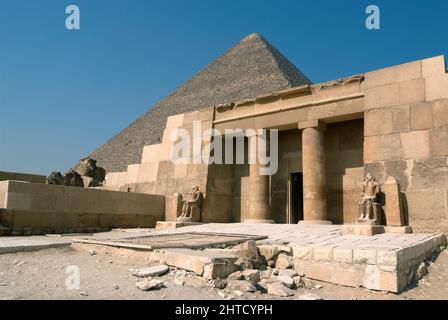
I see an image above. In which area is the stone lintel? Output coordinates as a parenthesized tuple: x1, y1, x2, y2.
(298, 119, 327, 131)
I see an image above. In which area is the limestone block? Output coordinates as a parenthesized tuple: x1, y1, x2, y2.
(433, 99, 448, 128)
(332, 263, 364, 287)
(304, 261, 333, 283)
(426, 74, 448, 101)
(364, 134, 403, 163)
(364, 66, 396, 89)
(376, 250, 399, 266)
(401, 131, 430, 159)
(333, 248, 353, 263)
(365, 105, 410, 136)
(203, 262, 239, 280)
(363, 265, 398, 293)
(136, 163, 159, 183)
(343, 167, 364, 224)
(422, 56, 446, 78)
(429, 125, 448, 157)
(126, 164, 139, 184)
(313, 247, 333, 262)
(141, 144, 162, 163)
(365, 83, 400, 109)
(292, 245, 313, 260)
(410, 102, 433, 131)
(353, 249, 377, 264)
(383, 176, 404, 226)
(399, 79, 425, 105)
(395, 61, 422, 83)
(406, 190, 446, 220)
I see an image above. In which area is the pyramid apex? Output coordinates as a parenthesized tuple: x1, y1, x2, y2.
(240, 32, 265, 42)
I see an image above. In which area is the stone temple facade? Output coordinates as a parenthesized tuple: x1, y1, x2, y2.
(97, 34, 448, 234)
(1, 33, 448, 235)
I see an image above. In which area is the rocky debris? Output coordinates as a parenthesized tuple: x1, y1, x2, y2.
(112, 284, 119, 290)
(46, 158, 105, 188)
(226, 241, 263, 269)
(228, 269, 260, 286)
(279, 269, 298, 278)
(214, 278, 227, 289)
(46, 172, 64, 185)
(135, 279, 164, 291)
(74, 158, 106, 187)
(203, 261, 239, 280)
(275, 253, 294, 269)
(258, 245, 279, 261)
(315, 284, 323, 289)
(129, 265, 169, 278)
(416, 262, 428, 280)
(80, 291, 89, 297)
(298, 293, 324, 300)
(276, 275, 294, 289)
(227, 280, 257, 293)
(89, 249, 97, 256)
(63, 170, 84, 187)
(267, 282, 294, 297)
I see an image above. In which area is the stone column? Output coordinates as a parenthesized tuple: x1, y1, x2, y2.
(245, 130, 274, 223)
(298, 120, 331, 224)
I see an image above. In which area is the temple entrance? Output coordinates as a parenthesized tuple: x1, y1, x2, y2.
(289, 172, 304, 224)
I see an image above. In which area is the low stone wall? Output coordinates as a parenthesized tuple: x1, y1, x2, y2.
(291, 234, 446, 293)
(0, 180, 165, 235)
(0, 171, 46, 184)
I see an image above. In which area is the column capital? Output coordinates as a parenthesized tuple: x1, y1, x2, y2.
(298, 119, 327, 131)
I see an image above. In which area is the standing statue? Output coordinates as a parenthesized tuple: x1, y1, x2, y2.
(358, 173, 382, 224)
(177, 186, 202, 222)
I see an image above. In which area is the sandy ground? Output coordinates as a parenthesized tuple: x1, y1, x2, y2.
(1, 243, 448, 300)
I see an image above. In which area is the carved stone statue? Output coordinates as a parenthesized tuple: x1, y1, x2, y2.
(358, 173, 382, 225)
(176, 186, 202, 222)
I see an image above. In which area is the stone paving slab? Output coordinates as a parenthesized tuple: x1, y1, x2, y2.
(0, 236, 71, 254)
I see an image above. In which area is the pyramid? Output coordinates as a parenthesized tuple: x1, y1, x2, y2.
(89, 33, 312, 172)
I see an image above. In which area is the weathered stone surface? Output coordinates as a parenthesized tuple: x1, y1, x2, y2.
(203, 262, 239, 280)
(129, 265, 169, 278)
(433, 99, 448, 128)
(228, 269, 260, 286)
(276, 275, 294, 288)
(75, 158, 106, 187)
(410, 102, 433, 131)
(227, 280, 257, 293)
(275, 253, 294, 269)
(257, 245, 279, 261)
(135, 279, 164, 291)
(213, 278, 227, 289)
(297, 293, 324, 300)
(267, 282, 294, 297)
(415, 262, 428, 280)
(226, 240, 262, 268)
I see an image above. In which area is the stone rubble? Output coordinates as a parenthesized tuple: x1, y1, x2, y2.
(129, 265, 169, 278)
(135, 279, 165, 291)
(267, 282, 294, 297)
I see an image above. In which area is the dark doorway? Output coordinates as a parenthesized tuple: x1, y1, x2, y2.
(290, 172, 304, 224)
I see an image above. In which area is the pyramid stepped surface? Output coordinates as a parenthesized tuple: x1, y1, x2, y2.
(89, 33, 312, 172)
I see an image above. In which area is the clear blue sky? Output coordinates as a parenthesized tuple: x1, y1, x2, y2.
(1, 0, 447, 175)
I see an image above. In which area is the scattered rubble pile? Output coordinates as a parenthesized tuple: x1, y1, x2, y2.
(125, 240, 325, 300)
(47, 158, 106, 188)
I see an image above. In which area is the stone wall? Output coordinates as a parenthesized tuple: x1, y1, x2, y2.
(364, 56, 448, 226)
(0, 180, 165, 234)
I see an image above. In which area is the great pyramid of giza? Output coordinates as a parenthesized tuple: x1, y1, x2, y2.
(88, 33, 312, 172)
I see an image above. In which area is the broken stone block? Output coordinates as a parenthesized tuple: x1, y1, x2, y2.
(415, 262, 428, 280)
(135, 279, 164, 291)
(275, 253, 293, 269)
(203, 262, 239, 280)
(267, 282, 294, 297)
(257, 245, 279, 261)
(227, 240, 263, 268)
(129, 265, 169, 277)
(227, 280, 257, 293)
(276, 275, 294, 289)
